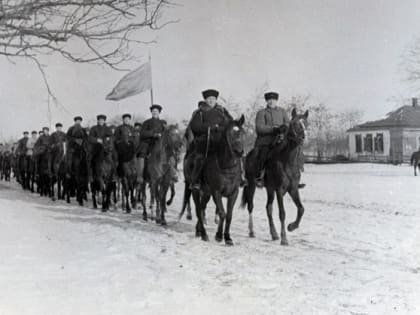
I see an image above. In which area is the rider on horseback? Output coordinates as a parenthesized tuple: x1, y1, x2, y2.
(15, 131, 29, 183)
(254, 92, 305, 188)
(137, 104, 167, 184)
(34, 127, 51, 178)
(66, 116, 88, 177)
(189, 89, 246, 190)
(88, 114, 113, 182)
(254, 92, 289, 187)
(50, 123, 66, 150)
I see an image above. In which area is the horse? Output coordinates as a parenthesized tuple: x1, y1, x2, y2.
(22, 155, 36, 192)
(1, 151, 12, 181)
(116, 133, 140, 214)
(66, 135, 89, 206)
(191, 115, 245, 245)
(49, 143, 67, 201)
(241, 108, 308, 245)
(410, 150, 420, 176)
(35, 148, 52, 197)
(91, 137, 117, 212)
(142, 124, 183, 225)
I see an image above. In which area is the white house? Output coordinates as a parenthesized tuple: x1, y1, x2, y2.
(347, 98, 420, 163)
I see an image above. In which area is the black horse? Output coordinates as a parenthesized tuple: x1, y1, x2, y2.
(410, 150, 420, 176)
(1, 151, 12, 181)
(66, 137, 89, 206)
(91, 137, 117, 211)
(116, 132, 140, 214)
(49, 143, 67, 201)
(241, 108, 308, 245)
(191, 115, 245, 245)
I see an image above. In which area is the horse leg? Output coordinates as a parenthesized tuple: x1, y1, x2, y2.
(275, 188, 288, 246)
(154, 182, 162, 225)
(243, 183, 256, 238)
(137, 183, 148, 221)
(51, 178, 56, 201)
(287, 187, 305, 232)
(159, 181, 170, 226)
(266, 187, 279, 240)
(166, 183, 175, 207)
(92, 186, 98, 209)
(224, 189, 239, 246)
(192, 190, 208, 241)
(212, 191, 226, 243)
(179, 182, 192, 220)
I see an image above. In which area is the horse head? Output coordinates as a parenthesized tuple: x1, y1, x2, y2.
(226, 114, 246, 157)
(163, 124, 183, 155)
(288, 108, 309, 146)
(102, 136, 114, 155)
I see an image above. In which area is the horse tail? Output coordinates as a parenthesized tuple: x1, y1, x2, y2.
(178, 182, 191, 220)
(411, 152, 415, 165)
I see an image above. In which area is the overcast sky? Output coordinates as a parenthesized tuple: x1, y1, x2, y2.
(1, 0, 420, 140)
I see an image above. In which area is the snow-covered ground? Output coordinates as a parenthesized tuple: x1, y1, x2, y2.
(0, 163, 419, 315)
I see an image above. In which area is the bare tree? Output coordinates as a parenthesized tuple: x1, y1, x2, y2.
(0, 0, 177, 104)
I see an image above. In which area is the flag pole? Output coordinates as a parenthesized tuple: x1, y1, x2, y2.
(149, 51, 154, 106)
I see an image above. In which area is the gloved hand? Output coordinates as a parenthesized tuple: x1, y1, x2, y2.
(211, 124, 219, 131)
(97, 138, 103, 144)
(153, 133, 162, 139)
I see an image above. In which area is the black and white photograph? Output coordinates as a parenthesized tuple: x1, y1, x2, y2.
(0, 1, 419, 314)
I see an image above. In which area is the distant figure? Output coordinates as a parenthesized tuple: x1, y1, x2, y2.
(410, 149, 420, 176)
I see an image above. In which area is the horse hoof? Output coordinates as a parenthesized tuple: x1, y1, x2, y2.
(225, 239, 234, 246)
(156, 219, 161, 225)
(201, 234, 209, 242)
(161, 220, 167, 226)
(101, 209, 107, 213)
(281, 239, 289, 246)
(249, 231, 255, 238)
(126, 209, 131, 214)
(186, 214, 192, 221)
(142, 213, 148, 221)
(288, 223, 298, 232)
(215, 232, 223, 242)
(272, 234, 279, 241)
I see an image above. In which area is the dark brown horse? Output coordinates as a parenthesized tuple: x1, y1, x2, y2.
(142, 124, 183, 225)
(410, 150, 420, 176)
(116, 134, 139, 214)
(91, 137, 117, 211)
(241, 109, 308, 245)
(1, 151, 12, 181)
(65, 135, 89, 206)
(191, 115, 245, 245)
(49, 142, 66, 201)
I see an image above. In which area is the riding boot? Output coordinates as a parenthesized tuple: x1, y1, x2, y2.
(189, 156, 204, 190)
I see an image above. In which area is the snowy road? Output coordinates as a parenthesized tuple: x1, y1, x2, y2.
(0, 164, 419, 315)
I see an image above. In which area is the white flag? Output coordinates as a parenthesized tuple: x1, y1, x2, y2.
(106, 61, 152, 101)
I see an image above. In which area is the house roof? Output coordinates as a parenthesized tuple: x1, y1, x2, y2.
(347, 105, 420, 132)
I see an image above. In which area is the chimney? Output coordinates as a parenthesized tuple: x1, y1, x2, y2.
(412, 97, 418, 107)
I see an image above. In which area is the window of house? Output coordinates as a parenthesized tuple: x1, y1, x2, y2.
(355, 134, 362, 153)
(364, 134, 373, 152)
(375, 133, 384, 153)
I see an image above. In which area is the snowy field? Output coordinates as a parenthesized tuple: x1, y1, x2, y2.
(0, 163, 419, 315)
